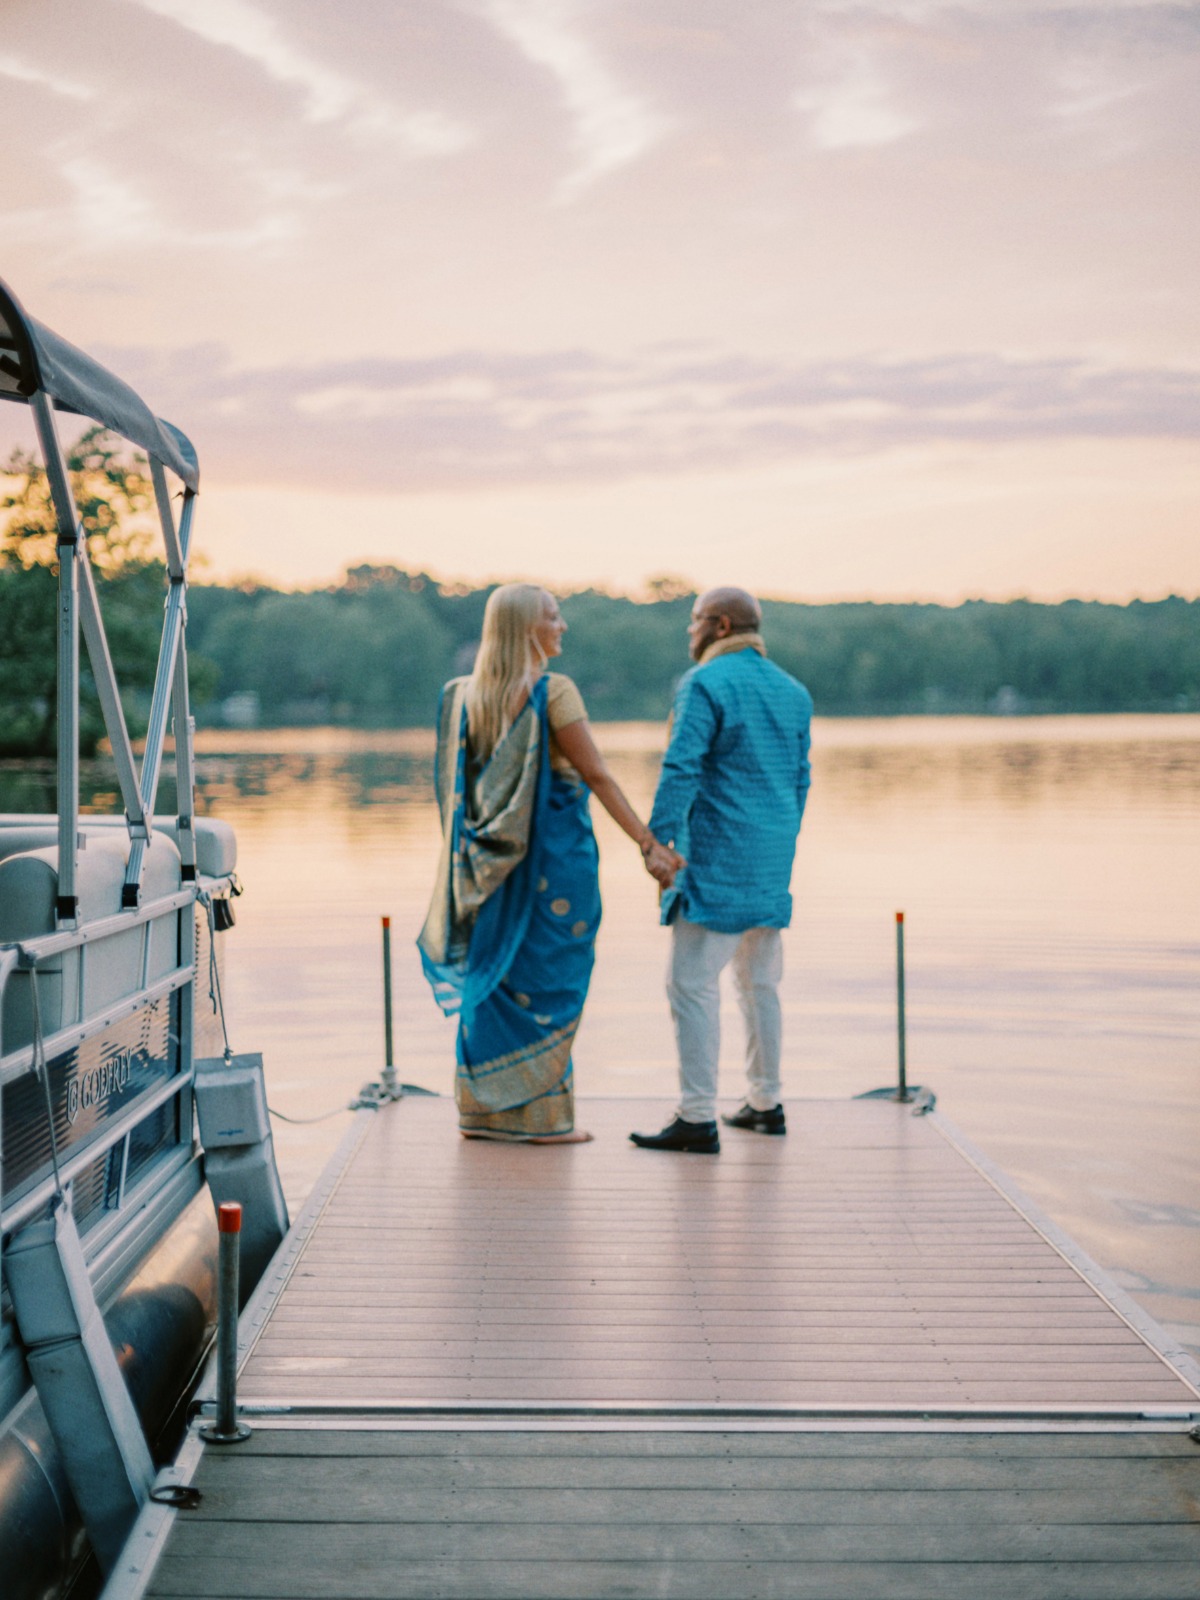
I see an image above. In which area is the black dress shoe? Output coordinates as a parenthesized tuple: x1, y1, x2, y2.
(629, 1116, 720, 1153)
(721, 1102, 787, 1135)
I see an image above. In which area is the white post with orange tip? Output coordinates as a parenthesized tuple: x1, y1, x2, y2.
(199, 1202, 251, 1444)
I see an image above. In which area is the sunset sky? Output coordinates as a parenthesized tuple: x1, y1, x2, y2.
(2, 0, 1197, 601)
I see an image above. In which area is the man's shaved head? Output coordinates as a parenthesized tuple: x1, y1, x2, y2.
(687, 586, 763, 661)
(697, 587, 761, 631)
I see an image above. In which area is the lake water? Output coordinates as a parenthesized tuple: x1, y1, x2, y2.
(6, 714, 1197, 1361)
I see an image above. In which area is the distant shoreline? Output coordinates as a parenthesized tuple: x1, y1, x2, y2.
(55, 709, 1200, 763)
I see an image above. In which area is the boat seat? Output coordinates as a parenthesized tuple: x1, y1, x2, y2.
(0, 832, 185, 1056)
(0, 814, 236, 878)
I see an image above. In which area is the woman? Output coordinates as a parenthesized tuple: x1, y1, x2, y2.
(419, 584, 678, 1142)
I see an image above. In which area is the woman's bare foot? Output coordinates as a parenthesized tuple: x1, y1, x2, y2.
(524, 1129, 594, 1144)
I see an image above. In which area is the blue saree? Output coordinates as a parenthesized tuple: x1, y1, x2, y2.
(418, 675, 600, 1136)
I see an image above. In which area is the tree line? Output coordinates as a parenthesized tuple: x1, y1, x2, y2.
(2, 432, 1197, 756)
(185, 571, 1198, 727)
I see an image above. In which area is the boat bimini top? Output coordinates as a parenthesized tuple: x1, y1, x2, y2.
(0, 280, 198, 492)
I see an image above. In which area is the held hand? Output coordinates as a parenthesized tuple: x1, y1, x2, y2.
(641, 837, 686, 888)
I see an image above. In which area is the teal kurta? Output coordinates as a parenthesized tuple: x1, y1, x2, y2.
(649, 645, 812, 933)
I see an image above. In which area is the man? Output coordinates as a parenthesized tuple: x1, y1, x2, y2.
(631, 586, 812, 1154)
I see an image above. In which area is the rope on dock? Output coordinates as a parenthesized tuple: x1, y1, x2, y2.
(267, 1103, 353, 1125)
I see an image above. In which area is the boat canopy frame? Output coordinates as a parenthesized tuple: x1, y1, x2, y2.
(0, 283, 233, 1583)
(0, 277, 201, 916)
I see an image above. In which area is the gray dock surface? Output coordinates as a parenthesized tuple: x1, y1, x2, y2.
(118, 1097, 1200, 1599)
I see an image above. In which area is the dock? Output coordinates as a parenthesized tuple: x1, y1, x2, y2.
(109, 1096, 1200, 1599)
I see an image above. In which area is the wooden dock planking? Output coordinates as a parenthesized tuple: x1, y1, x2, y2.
(143, 1430, 1200, 1600)
(115, 1097, 1200, 1600)
(235, 1097, 1196, 1409)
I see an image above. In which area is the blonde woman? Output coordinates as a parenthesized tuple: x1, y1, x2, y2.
(419, 583, 680, 1142)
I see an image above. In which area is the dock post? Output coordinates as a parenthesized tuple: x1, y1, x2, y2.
(200, 1203, 251, 1444)
(381, 915, 399, 1098)
(895, 911, 912, 1103)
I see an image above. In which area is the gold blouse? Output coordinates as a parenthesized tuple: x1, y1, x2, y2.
(546, 672, 588, 775)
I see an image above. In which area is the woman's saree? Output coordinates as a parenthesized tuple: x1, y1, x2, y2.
(418, 676, 600, 1136)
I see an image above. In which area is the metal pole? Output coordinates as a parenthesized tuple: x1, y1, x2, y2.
(54, 534, 79, 925)
(128, 487, 197, 904)
(171, 627, 198, 881)
(381, 916, 398, 1098)
(31, 392, 80, 925)
(199, 1202, 250, 1443)
(123, 582, 185, 906)
(77, 554, 146, 838)
(895, 911, 910, 1102)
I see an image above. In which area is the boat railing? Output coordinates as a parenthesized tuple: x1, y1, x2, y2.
(0, 871, 232, 1243)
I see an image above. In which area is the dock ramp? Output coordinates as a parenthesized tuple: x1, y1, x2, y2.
(108, 1096, 1200, 1598)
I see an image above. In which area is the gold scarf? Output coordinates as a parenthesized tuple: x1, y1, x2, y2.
(698, 631, 767, 665)
(419, 678, 543, 970)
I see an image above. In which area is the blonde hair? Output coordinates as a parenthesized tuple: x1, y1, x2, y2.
(465, 583, 551, 759)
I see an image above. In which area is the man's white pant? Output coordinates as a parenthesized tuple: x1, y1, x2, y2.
(667, 919, 783, 1125)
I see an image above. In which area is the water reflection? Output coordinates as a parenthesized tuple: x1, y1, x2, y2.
(5, 714, 1197, 818)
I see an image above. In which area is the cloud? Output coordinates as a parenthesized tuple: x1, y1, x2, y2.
(781, 1, 1200, 164)
(53, 156, 301, 252)
(126, 0, 472, 155)
(92, 342, 1200, 493)
(480, 0, 672, 195)
(794, 50, 920, 149)
(0, 54, 94, 100)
